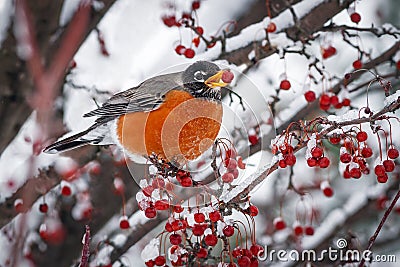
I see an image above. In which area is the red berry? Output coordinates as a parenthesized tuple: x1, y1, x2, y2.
(162, 15, 177, 27)
(184, 48, 195, 58)
(222, 70, 234, 83)
(278, 159, 287, 168)
(154, 200, 169, 210)
(223, 225, 235, 237)
(304, 90, 316, 102)
(356, 131, 368, 142)
(388, 148, 399, 159)
(330, 95, 339, 106)
(266, 22, 276, 33)
(154, 255, 166, 266)
(250, 244, 264, 257)
(174, 205, 184, 213)
(209, 210, 221, 222)
(180, 176, 193, 187)
(343, 169, 351, 179)
(273, 217, 286, 230)
(145, 207, 157, 218)
(374, 164, 386, 176)
(119, 219, 130, 229)
(350, 12, 361, 24)
(222, 172, 234, 183)
(350, 167, 361, 179)
(397, 60, 400, 70)
(361, 147, 373, 158)
(294, 225, 303, 236)
(197, 248, 208, 258)
(237, 256, 251, 267)
(322, 46, 337, 59)
(307, 157, 318, 167)
(194, 212, 205, 223)
(175, 45, 186, 55)
(39, 203, 48, 213)
(383, 160, 395, 172)
(225, 158, 238, 170)
(232, 247, 242, 258)
(285, 154, 297, 166)
(311, 147, 323, 158)
(319, 157, 330, 168)
(192, 224, 205, 236)
(249, 205, 259, 217)
(304, 226, 314, 236)
(145, 260, 155, 267)
(61, 185, 72, 196)
(342, 98, 351, 106)
(279, 79, 291, 90)
(170, 233, 182, 245)
(340, 153, 352, 163)
(353, 59, 362, 69)
(377, 173, 388, 183)
(195, 26, 204, 35)
(192, 37, 200, 47)
(14, 199, 25, 213)
(204, 234, 218, 247)
(192, 1, 200, 10)
(237, 156, 246, 169)
(320, 94, 331, 105)
(248, 135, 258, 145)
(322, 186, 334, 197)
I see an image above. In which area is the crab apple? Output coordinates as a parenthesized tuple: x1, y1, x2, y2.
(285, 154, 296, 166)
(232, 247, 242, 258)
(319, 157, 330, 168)
(340, 153, 352, 163)
(145, 207, 157, 218)
(250, 244, 264, 257)
(361, 147, 373, 158)
(383, 160, 395, 172)
(197, 248, 208, 258)
(293, 225, 303, 236)
(175, 45, 186, 55)
(319, 94, 331, 105)
(356, 131, 368, 142)
(155, 200, 169, 210)
(350, 12, 361, 24)
(377, 173, 388, 183)
(192, 224, 206, 236)
(388, 147, 399, 159)
(329, 135, 341, 144)
(330, 95, 339, 106)
(374, 164, 386, 176)
(311, 147, 323, 158)
(343, 168, 351, 179)
(154, 255, 166, 266)
(174, 205, 184, 213)
(39, 203, 48, 213)
(119, 218, 130, 229)
(273, 217, 286, 230)
(322, 185, 334, 197)
(204, 234, 218, 247)
(225, 158, 238, 170)
(195, 26, 204, 35)
(184, 48, 195, 58)
(304, 90, 316, 102)
(194, 212, 206, 223)
(223, 225, 235, 237)
(237, 156, 246, 169)
(145, 260, 155, 267)
(61, 185, 72, 196)
(266, 22, 276, 33)
(353, 59, 362, 69)
(192, 37, 200, 47)
(222, 70, 234, 83)
(209, 210, 221, 222)
(279, 159, 287, 168)
(304, 226, 315, 236)
(279, 79, 291, 90)
(180, 176, 193, 187)
(170, 233, 182, 245)
(230, 168, 239, 179)
(322, 46, 337, 59)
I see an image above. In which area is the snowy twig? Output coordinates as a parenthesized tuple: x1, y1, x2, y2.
(79, 225, 91, 267)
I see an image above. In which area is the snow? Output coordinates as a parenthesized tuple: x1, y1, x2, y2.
(0, 0, 13, 47)
(141, 238, 160, 261)
(384, 89, 400, 106)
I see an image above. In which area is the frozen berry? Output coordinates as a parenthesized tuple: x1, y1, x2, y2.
(304, 90, 316, 102)
(154, 255, 166, 266)
(222, 70, 234, 83)
(305, 226, 314, 235)
(192, 1, 200, 10)
(266, 22, 276, 33)
(175, 45, 186, 55)
(145, 207, 157, 218)
(383, 160, 395, 172)
(39, 203, 48, 213)
(195, 26, 204, 35)
(356, 131, 368, 142)
(223, 225, 235, 237)
(374, 164, 386, 176)
(170, 233, 182, 245)
(319, 157, 330, 168)
(273, 217, 286, 230)
(388, 148, 399, 159)
(311, 147, 323, 158)
(61, 185, 72, 196)
(119, 219, 130, 229)
(361, 147, 373, 158)
(184, 48, 195, 58)
(353, 59, 362, 69)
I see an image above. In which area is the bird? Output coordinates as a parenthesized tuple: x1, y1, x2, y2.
(44, 61, 232, 164)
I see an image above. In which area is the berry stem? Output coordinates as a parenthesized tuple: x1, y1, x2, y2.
(358, 188, 400, 267)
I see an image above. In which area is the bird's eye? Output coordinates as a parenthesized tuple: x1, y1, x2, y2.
(194, 71, 205, 82)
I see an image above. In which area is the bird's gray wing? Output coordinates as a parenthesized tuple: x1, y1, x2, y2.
(83, 72, 183, 120)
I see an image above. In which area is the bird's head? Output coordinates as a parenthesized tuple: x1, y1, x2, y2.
(182, 61, 231, 99)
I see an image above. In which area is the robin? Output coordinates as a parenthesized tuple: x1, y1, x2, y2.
(44, 61, 231, 163)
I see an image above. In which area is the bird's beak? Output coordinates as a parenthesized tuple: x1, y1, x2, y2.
(205, 70, 229, 88)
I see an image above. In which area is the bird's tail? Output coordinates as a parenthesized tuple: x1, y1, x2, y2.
(43, 129, 93, 154)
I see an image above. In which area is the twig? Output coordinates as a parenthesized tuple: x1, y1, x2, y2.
(79, 225, 91, 267)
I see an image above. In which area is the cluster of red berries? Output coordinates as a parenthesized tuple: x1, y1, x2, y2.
(374, 146, 399, 183)
(221, 149, 246, 183)
(143, 201, 262, 266)
(292, 221, 315, 236)
(306, 146, 330, 169)
(318, 93, 351, 110)
(273, 143, 297, 168)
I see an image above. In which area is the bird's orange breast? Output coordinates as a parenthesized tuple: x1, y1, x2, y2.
(116, 90, 222, 163)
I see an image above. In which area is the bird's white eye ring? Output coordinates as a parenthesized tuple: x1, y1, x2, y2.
(194, 71, 205, 82)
